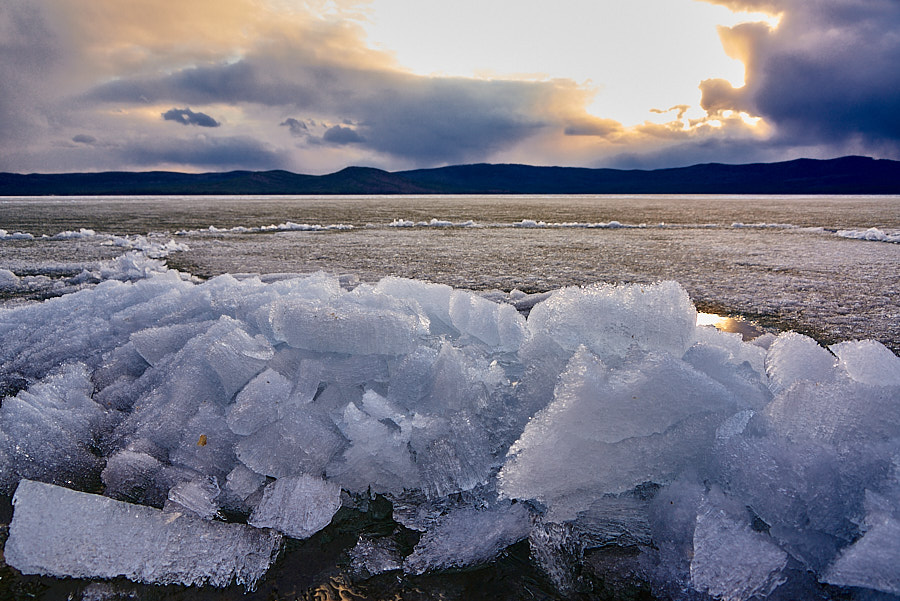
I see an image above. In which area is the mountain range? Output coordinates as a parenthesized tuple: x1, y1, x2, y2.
(1, 156, 898, 195)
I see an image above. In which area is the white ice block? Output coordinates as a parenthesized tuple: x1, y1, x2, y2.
(5, 480, 282, 589)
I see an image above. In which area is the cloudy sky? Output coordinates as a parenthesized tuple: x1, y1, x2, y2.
(2, 0, 899, 174)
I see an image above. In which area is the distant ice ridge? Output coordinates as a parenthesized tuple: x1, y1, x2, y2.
(388, 218, 480, 227)
(2, 227, 190, 250)
(101, 234, 190, 258)
(513, 219, 632, 228)
(1, 271, 899, 598)
(731, 222, 802, 229)
(175, 222, 354, 235)
(837, 227, 900, 243)
(0, 229, 34, 240)
(0, 251, 186, 300)
(0, 229, 189, 298)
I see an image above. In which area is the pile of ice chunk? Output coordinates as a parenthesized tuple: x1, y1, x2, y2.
(1, 270, 899, 599)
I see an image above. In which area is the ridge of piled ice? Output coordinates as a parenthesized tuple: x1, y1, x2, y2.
(0, 268, 20, 289)
(2, 271, 900, 598)
(175, 222, 353, 235)
(0, 229, 34, 240)
(5, 480, 282, 589)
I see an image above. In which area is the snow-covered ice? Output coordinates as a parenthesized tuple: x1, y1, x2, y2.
(1, 268, 899, 598)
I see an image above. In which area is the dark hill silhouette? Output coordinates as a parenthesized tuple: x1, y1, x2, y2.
(1, 156, 898, 195)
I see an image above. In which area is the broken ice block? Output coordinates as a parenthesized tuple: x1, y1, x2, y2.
(235, 412, 346, 478)
(500, 346, 733, 519)
(374, 276, 455, 334)
(764, 377, 900, 447)
(823, 510, 900, 595)
(0, 363, 106, 493)
(5, 480, 282, 589)
(226, 368, 293, 435)
(690, 497, 788, 601)
(328, 392, 419, 494)
(268, 297, 426, 355)
(349, 536, 404, 579)
(403, 501, 532, 575)
(166, 476, 221, 519)
(766, 332, 836, 393)
(448, 289, 526, 352)
(525, 281, 698, 362)
(248, 474, 342, 539)
(226, 463, 266, 501)
(130, 321, 213, 367)
(830, 339, 900, 386)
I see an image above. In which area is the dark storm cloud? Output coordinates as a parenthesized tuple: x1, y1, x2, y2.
(280, 117, 310, 137)
(121, 135, 289, 170)
(162, 107, 220, 127)
(322, 125, 363, 145)
(349, 76, 552, 163)
(72, 134, 97, 144)
(87, 60, 312, 107)
(84, 57, 573, 164)
(701, 0, 900, 153)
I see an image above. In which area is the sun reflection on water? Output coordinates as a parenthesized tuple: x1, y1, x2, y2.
(697, 312, 766, 340)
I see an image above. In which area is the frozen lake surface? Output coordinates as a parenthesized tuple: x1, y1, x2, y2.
(1, 194, 899, 350)
(1, 194, 899, 601)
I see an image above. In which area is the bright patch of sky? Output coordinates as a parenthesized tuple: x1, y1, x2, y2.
(360, 0, 777, 126)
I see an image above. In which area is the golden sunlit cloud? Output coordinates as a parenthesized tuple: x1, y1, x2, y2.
(358, 0, 778, 126)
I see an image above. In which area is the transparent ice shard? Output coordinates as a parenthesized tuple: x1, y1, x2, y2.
(690, 496, 788, 601)
(248, 474, 342, 539)
(403, 501, 532, 575)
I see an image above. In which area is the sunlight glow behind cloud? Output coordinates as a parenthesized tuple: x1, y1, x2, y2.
(359, 0, 776, 126)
